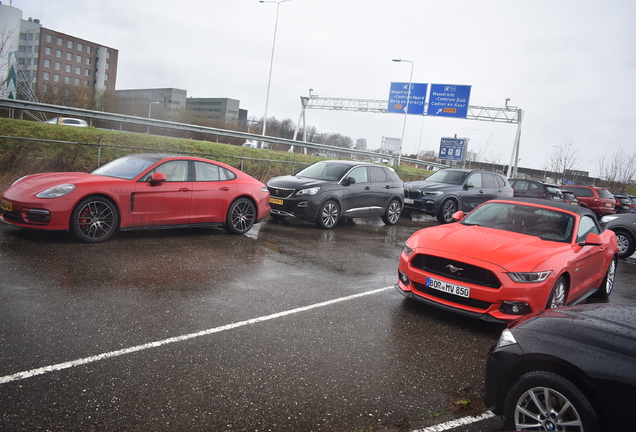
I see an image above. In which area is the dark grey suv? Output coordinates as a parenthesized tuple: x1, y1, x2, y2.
(403, 168, 514, 223)
(267, 160, 404, 229)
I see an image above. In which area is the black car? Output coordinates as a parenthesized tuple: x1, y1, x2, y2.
(600, 213, 636, 258)
(560, 190, 579, 206)
(484, 304, 636, 432)
(267, 160, 404, 228)
(614, 194, 636, 214)
(403, 168, 513, 223)
(509, 178, 563, 201)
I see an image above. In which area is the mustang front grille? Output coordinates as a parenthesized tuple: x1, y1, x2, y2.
(411, 254, 501, 288)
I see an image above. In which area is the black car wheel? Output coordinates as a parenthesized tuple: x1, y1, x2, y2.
(595, 257, 617, 298)
(381, 199, 401, 225)
(224, 198, 255, 234)
(315, 200, 339, 229)
(71, 196, 118, 243)
(503, 371, 599, 432)
(437, 199, 457, 224)
(613, 230, 635, 258)
(546, 276, 567, 309)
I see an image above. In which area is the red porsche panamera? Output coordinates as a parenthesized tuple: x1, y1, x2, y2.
(0, 153, 270, 242)
(396, 198, 619, 322)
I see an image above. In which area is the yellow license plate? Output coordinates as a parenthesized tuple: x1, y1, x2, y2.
(269, 198, 284, 205)
(0, 200, 12, 212)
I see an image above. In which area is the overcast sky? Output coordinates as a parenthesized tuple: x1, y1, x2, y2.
(14, 0, 636, 176)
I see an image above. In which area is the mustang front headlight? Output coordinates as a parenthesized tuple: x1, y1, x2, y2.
(296, 187, 320, 196)
(36, 184, 76, 198)
(508, 271, 552, 283)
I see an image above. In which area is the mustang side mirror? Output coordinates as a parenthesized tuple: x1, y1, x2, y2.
(150, 172, 168, 185)
(451, 211, 465, 222)
(580, 232, 603, 247)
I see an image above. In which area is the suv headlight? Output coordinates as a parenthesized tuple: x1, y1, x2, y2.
(495, 329, 518, 349)
(423, 191, 444, 197)
(36, 184, 76, 198)
(296, 187, 320, 196)
(601, 215, 618, 223)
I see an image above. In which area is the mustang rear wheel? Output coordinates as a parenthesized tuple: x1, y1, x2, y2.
(381, 199, 401, 225)
(315, 200, 339, 229)
(503, 371, 599, 432)
(71, 196, 118, 243)
(547, 276, 567, 309)
(225, 198, 256, 234)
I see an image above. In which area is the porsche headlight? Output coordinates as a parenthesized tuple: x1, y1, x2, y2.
(36, 184, 76, 198)
(296, 187, 320, 196)
(508, 271, 552, 283)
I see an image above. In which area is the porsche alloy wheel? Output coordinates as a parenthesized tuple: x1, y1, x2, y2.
(503, 371, 599, 432)
(382, 199, 401, 225)
(316, 200, 339, 229)
(225, 198, 256, 234)
(71, 196, 118, 243)
(547, 276, 567, 309)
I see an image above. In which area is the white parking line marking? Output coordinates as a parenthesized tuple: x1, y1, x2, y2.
(412, 411, 496, 431)
(0, 286, 392, 385)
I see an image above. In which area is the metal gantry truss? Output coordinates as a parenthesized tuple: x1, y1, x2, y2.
(293, 95, 524, 176)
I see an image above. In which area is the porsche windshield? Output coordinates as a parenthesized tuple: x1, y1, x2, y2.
(91, 155, 158, 180)
(295, 162, 350, 181)
(426, 170, 469, 185)
(462, 202, 575, 243)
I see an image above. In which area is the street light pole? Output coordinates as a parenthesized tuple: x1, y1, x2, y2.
(260, 0, 291, 140)
(148, 102, 160, 134)
(392, 59, 413, 167)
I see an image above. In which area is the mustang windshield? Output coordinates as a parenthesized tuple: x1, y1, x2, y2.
(91, 155, 159, 180)
(295, 162, 351, 181)
(426, 170, 469, 185)
(462, 202, 575, 243)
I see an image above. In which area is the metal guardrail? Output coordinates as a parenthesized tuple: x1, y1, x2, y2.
(0, 98, 446, 171)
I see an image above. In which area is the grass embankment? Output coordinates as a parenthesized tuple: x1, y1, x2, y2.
(0, 118, 432, 191)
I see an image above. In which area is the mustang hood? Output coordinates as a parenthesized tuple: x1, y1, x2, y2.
(267, 175, 333, 190)
(409, 224, 569, 272)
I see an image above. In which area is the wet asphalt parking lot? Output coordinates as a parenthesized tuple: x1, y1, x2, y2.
(1, 214, 635, 432)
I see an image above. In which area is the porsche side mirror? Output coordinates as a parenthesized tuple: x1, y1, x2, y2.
(580, 232, 603, 247)
(150, 172, 168, 185)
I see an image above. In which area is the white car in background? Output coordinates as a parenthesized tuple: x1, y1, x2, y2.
(46, 117, 89, 127)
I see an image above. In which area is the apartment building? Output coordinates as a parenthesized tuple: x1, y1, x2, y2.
(0, 2, 118, 105)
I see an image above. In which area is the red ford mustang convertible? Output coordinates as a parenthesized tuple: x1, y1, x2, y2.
(0, 153, 270, 242)
(396, 198, 619, 322)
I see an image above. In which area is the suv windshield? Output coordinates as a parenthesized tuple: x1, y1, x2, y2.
(296, 162, 351, 181)
(426, 170, 469, 185)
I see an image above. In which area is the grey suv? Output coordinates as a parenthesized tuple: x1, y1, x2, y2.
(403, 168, 513, 223)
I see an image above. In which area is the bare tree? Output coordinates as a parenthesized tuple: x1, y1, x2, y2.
(0, 25, 18, 98)
(544, 138, 581, 184)
(598, 147, 636, 193)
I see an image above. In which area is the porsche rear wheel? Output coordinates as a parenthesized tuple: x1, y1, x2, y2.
(225, 198, 256, 234)
(546, 276, 567, 309)
(71, 196, 118, 243)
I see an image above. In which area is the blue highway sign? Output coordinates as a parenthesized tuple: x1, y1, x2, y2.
(427, 84, 471, 118)
(439, 137, 467, 161)
(388, 82, 428, 115)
